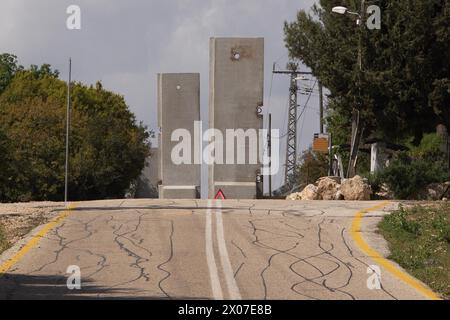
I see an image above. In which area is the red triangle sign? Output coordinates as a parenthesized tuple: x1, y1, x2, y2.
(214, 189, 226, 200)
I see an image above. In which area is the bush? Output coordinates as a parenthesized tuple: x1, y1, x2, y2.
(379, 154, 449, 199)
(375, 134, 450, 200)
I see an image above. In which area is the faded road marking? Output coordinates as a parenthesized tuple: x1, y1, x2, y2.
(351, 202, 441, 300)
(215, 200, 242, 300)
(205, 200, 223, 300)
(0, 203, 76, 276)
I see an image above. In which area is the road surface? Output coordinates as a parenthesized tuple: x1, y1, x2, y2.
(0, 199, 438, 300)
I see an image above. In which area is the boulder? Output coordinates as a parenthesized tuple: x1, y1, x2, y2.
(317, 177, 341, 200)
(286, 192, 302, 201)
(335, 190, 345, 200)
(316, 176, 342, 185)
(286, 184, 320, 201)
(299, 184, 320, 200)
(340, 175, 372, 201)
(418, 182, 450, 201)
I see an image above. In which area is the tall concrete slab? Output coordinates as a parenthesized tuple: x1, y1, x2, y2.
(135, 147, 159, 198)
(208, 37, 264, 199)
(158, 73, 201, 199)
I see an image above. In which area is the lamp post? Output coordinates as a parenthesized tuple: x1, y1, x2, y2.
(64, 58, 71, 207)
(332, 1, 365, 178)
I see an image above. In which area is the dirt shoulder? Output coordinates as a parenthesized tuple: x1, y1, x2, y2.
(0, 202, 64, 255)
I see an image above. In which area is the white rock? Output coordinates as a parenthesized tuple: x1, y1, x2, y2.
(299, 184, 320, 200)
(340, 175, 372, 201)
(286, 192, 302, 201)
(286, 184, 320, 201)
(317, 177, 341, 200)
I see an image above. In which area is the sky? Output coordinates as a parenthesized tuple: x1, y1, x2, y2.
(0, 0, 325, 194)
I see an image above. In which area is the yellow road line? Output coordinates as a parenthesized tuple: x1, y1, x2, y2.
(0, 203, 76, 275)
(351, 202, 441, 300)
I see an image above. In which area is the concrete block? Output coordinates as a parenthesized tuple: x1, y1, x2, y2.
(158, 73, 201, 199)
(208, 37, 264, 199)
(159, 185, 200, 199)
(213, 182, 257, 200)
(136, 148, 159, 198)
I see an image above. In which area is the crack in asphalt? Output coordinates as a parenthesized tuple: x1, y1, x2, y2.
(340, 227, 398, 300)
(0, 201, 402, 300)
(156, 219, 174, 299)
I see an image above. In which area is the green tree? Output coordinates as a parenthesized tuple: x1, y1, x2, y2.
(0, 54, 23, 95)
(0, 58, 150, 202)
(284, 0, 450, 145)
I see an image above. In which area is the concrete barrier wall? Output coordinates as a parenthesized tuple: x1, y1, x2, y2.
(158, 73, 201, 199)
(208, 38, 264, 199)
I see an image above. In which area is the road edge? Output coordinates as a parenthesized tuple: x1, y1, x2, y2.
(0, 202, 76, 276)
(351, 201, 442, 300)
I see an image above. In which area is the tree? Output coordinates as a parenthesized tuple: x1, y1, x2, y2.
(293, 149, 328, 189)
(0, 58, 150, 202)
(284, 0, 450, 145)
(0, 54, 23, 95)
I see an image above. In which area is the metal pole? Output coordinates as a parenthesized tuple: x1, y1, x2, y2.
(328, 133, 333, 176)
(319, 82, 324, 134)
(64, 58, 71, 206)
(347, 0, 365, 178)
(268, 113, 272, 198)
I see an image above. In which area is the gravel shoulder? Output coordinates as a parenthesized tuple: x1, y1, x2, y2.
(0, 202, 64, 254)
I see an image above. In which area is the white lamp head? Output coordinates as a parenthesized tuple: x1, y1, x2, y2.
(332, 6, 348, 15)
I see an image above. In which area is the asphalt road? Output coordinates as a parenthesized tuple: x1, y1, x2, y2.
(0, 199, 438, 300)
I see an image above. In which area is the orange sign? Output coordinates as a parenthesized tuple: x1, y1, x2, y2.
(313, 134, 329, 153)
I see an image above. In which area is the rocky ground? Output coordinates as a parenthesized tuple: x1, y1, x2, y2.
(0, 202, 64, 253)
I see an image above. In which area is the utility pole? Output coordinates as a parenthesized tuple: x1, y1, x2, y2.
(319, 82, 324, 134)
(64, 58, 72, 206)
(347, 0, 365, 178)
(273, 62, 312, 187)
(268, 113, 272, 198)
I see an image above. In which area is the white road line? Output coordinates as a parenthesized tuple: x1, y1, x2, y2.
(205, 200, 224, 300)
(215, 200, 242, 300)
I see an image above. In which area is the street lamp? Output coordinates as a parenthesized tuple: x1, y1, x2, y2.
(332, 6, 362, 22)
(332, 6, 348, 15)
(65, 58, 71, 207)
(332, 1, 366, 178)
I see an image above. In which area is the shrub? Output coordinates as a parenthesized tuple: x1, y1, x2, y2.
(376, 134, 450, 199)
(379, 154, 449, 199)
